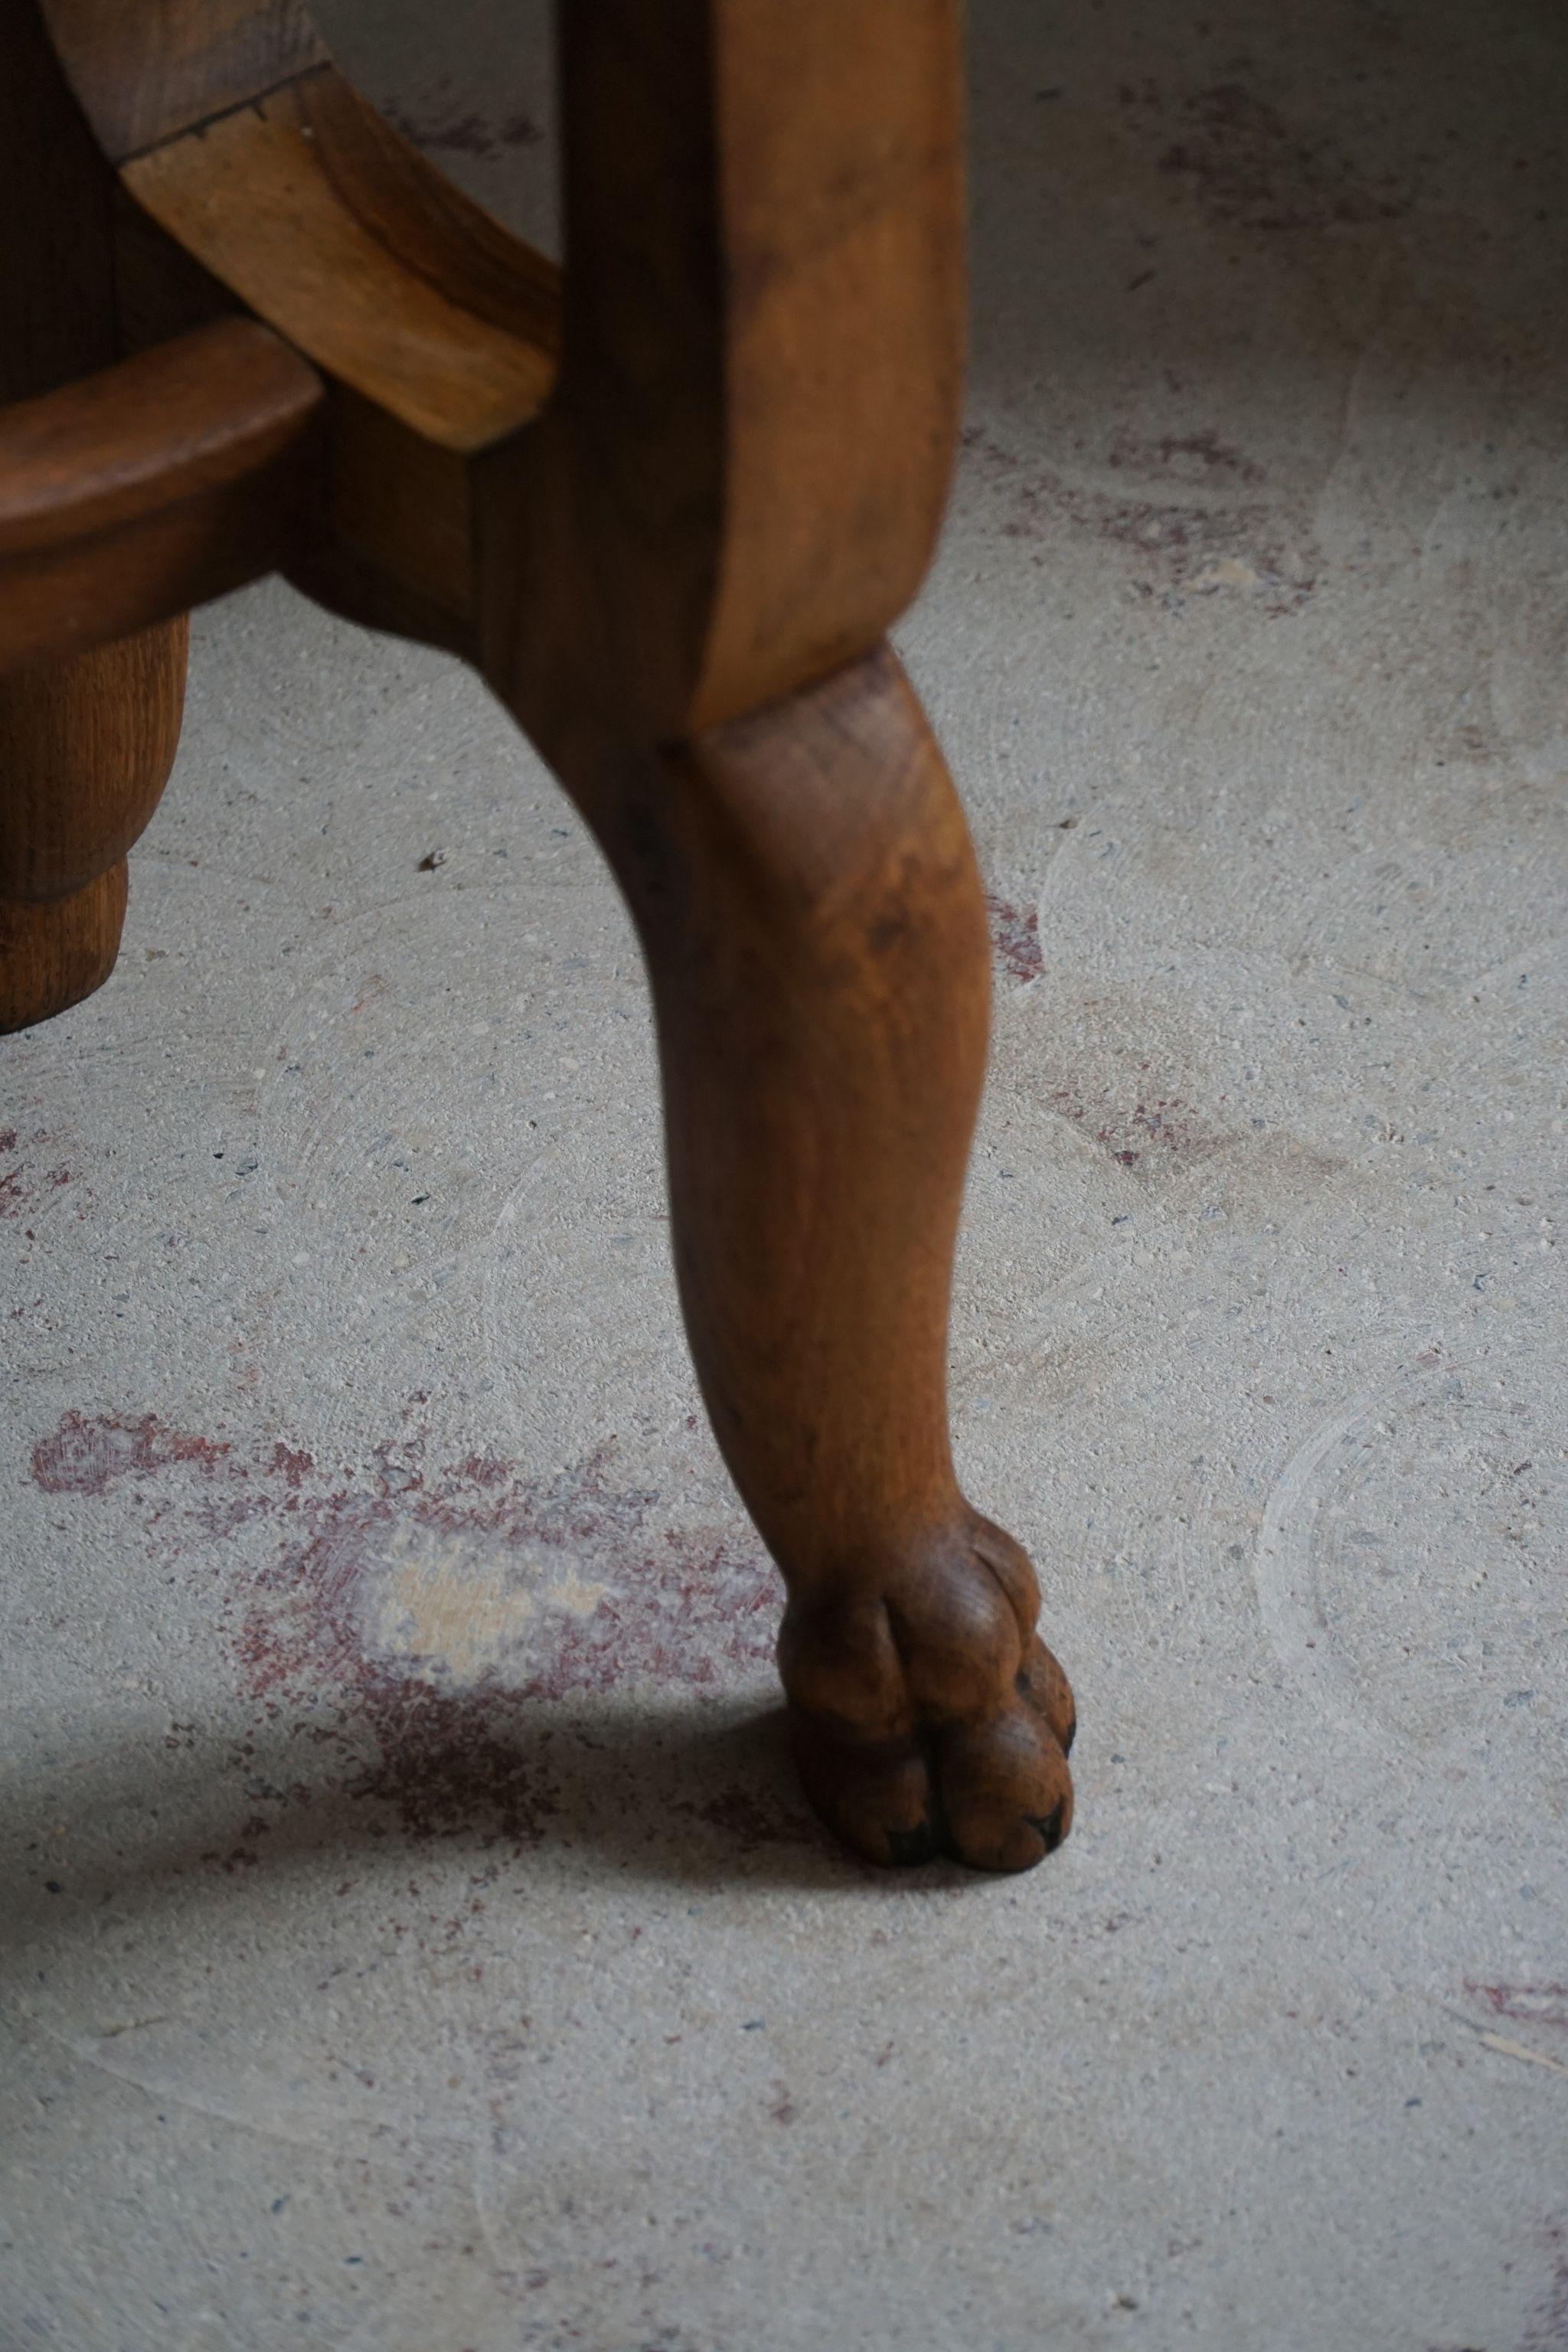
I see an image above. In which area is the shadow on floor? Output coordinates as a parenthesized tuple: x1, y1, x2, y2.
(2, 1694, 996, 1947)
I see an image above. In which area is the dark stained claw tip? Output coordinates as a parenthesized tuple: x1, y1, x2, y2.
(887, 1821, 940, 1867)
(1025, 1800, 1067, 1856)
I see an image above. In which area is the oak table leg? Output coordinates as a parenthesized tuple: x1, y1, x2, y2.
(472, 1, 1075, 1872)
(560, 646, 1076, 1871)
(0, 624, 188, 1033)
(0, 3, 190, 1033)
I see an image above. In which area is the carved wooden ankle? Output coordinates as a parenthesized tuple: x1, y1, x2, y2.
(591, 648, 1076, 1867)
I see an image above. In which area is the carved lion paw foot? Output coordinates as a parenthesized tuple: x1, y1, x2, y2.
(779, 1512, 1075, 1872)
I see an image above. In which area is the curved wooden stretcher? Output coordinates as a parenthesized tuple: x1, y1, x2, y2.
(0, 0, 1076, 1870)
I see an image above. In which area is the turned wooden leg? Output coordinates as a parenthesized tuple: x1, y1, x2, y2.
(564, 646, 1075, 1871)
(0, 8, 191, 1032)
(0, 622, 188, 1033)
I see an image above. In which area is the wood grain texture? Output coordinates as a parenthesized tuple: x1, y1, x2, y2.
(557, 646, 1075, 1870)
(0, 0, 191, 1027)
(1, 0, 116, 402)
(0, 854, 126, 1034)
(40, 0, 326, 161)
(482, 0, 965, 746)
(0, 321, 324, 673)
(302, 392, 478, 658)
(110, 178, 244, 355)
(0, 623, 188, 902)
(122, 66, 559, 449)
(38, 3, 561, 652)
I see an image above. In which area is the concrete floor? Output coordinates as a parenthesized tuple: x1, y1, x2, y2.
(4, 4, 1567, 2346)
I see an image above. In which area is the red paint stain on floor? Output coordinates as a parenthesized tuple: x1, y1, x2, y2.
(960, 423, 1318, 615)
(30, 1400, 782, 1851)
(0, 1127, 79, 1230)
(1107, 429, 1266, 485)
(766, 2079, 799, 2125)
(1145, 80, 1416, 236)
(1466, 1979, 1568, 2033)
(32, 1410, 230, 1494)
(270, 1442, 315, 1488)
(385, 103, 541, 157)
(985, 893, 1044, 985)
(1045, 1080, 1230, 1171)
